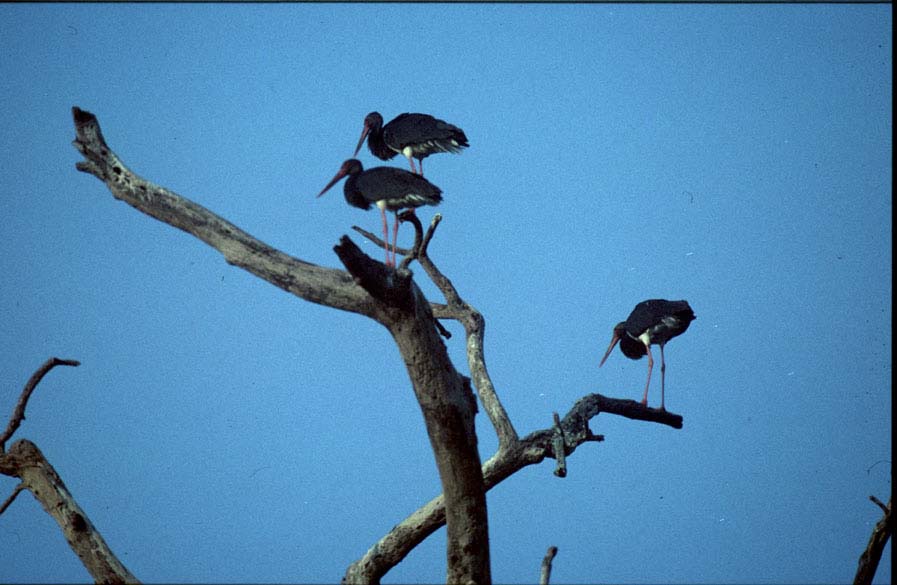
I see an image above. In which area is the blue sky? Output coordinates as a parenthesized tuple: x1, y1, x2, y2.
(1, 4, 891, 583)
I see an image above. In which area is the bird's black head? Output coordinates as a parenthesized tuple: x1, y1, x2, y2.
(318, 159, 364, 198)
(363, 112, 384, 129)
(354, 112, 385, 157)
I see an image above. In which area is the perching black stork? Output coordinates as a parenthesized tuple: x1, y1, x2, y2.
(353, 112, 469, 176)
(599, 299, 696, 410)
(317, 159, 442, 267)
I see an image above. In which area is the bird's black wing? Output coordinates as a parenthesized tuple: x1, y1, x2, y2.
(357, 167, 443, 207)
(625, 299, 696, 342)
(386, 113, 469, 151)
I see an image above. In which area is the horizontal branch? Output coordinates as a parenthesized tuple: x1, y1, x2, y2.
(344, 393, 681, 583)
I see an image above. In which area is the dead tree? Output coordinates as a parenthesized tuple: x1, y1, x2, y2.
(1, 107, 684, 584)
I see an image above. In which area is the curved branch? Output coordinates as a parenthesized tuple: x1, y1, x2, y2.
(333, 235, 491, 584)
(1, 357, 80, 451)
(70, 107, 374, 318)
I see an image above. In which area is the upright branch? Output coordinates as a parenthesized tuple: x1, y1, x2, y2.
(853, 495, 892, 585)
(540, 546, 558, 585)
(333, 236, 491, 584)
(392, 212, 519, 448)
(0, 359, 138, 584)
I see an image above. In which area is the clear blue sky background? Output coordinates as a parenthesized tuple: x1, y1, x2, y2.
(1, 4, 891, 584)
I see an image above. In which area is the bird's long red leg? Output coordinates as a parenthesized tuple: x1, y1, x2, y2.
(641, 344, 653, 406)
(380, 207, 392, 266)
(659, 344, 667, 411)
(418, 158, 424, 177)
(405, 153, 418, 175)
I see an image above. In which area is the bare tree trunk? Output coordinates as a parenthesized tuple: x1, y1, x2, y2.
(333, 238, 491, 583)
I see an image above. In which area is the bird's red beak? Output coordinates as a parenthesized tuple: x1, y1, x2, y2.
(599, 331, 621, 367)
(317, 167, 348, 198)
(353, 122, 371, 158)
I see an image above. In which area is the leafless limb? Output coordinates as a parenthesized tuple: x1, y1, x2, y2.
(540, 546, 558, 585)
(0, 440, 139, 584)
(853, 495, 892, 585)
(869, 495, 888, 514)
(1, 357, 80, 451)
(343, 393, 675, 584)
(0, 359, 137, 583)
(0, 483, 25, 515)
(71, 107, 372, 318)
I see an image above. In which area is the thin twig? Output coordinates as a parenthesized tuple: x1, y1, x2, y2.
(870, 495, 888, 514)
(0, 483, 25, 515)
(397, 210, 424, 271)
(351, 225, 413, 262)
(419, 213, 442, 259)
(540, 546, 558, 585)
(1, 357, 80, 451)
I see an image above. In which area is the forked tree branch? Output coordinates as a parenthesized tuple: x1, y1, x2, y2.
(70, 106, 684, 584)
(343, 392, 680, 584)
(334, 162, 685, 584)
(0, 358, 138, 584)
(71, 107, 489, 584)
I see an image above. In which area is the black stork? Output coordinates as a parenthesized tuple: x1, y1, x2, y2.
(353, 112, 469, 176)
(599, 299, 696, 410)
(317, 159, 442, 267)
